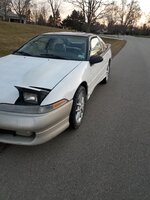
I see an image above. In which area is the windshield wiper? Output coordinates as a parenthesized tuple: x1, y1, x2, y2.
(40, 53, 67, 60)
(14, 51, 32, 56)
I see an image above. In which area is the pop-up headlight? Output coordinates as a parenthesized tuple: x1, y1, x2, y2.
(23, 92, 38, 104)
(15, 86, 50, 105)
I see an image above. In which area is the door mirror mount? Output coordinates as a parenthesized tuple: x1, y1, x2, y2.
(89, 55, 103, 65)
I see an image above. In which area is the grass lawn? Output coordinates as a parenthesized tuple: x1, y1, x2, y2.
(102, 37, 126, 57)
(0, 21, 126, 57)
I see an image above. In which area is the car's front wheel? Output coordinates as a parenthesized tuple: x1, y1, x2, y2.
(69, 86, 86, 129)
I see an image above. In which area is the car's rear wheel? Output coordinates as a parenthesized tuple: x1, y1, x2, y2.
(101, 62, 110, 84)
(69, 86, 86, 129)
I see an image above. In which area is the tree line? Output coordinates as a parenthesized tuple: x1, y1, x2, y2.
(0, 0, 150, 35)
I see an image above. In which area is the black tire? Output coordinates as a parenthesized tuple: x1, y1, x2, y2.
(101, 62, 110, 84)
(69, 86, 87, 129)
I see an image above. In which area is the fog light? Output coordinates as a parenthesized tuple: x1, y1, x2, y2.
(16, 131, 35, 137)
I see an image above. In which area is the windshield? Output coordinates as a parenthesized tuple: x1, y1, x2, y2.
(14, 34, 88, 61)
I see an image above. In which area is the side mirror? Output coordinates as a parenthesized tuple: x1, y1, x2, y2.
(89, 55, 103, 65)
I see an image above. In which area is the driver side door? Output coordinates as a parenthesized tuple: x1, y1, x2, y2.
(88, 37, 105, 95)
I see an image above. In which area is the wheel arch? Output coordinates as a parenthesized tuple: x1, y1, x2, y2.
(76, 81, 88, 98)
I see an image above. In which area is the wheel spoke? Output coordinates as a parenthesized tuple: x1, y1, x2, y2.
(70, 86, 86, 129)
(75, 94, 85, 124)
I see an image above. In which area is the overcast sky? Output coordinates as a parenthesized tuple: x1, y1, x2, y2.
(62, 0, 149, 25)
(138, 0, 149, 14)
(37, 0, 149, 23)
(37, 0, 149, 12)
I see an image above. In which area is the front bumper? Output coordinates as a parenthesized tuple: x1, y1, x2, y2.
(0, 101, 73, 145)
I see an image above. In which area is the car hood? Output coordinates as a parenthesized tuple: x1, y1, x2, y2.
(0, 55, 81, 104)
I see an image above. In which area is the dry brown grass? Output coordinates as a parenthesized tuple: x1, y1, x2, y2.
(102, 37, 126, 57)
(0, 21, 126, 56)
(0, 21, 65, 56)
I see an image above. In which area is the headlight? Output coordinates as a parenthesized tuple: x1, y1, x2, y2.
(15, 86, 50, 105)
(23, 92, 38, 104)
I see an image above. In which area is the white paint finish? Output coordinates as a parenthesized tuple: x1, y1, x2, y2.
(0, 36, 112, 145)
(42, 61, 89, 105)
(0, 46, 111, 105)
(0, 55, 81, 104)
(42, 49, 111, 105)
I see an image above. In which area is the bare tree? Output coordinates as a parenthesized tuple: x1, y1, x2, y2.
(0, 0, 11, 20)
(11, 0, 32, 22)
(47, 0, 61, 26)
(105, 0, 141, 27)
(40, 5, 47, 23)
(119, 0, 141, 27)
(146, 13, 150, 26)
(30, 3, 38, 24)
(65, 0, 109, 32)
(105, 1, 120, 26)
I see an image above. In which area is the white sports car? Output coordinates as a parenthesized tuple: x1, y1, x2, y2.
(0, 32, 112, 145)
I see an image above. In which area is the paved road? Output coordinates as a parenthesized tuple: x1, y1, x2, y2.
(0, 36, 150, 200)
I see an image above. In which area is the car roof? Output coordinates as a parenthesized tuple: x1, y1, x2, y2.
(42, 32, 95, 38)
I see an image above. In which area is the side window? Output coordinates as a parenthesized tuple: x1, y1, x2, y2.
(90, 37, 103, 56)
